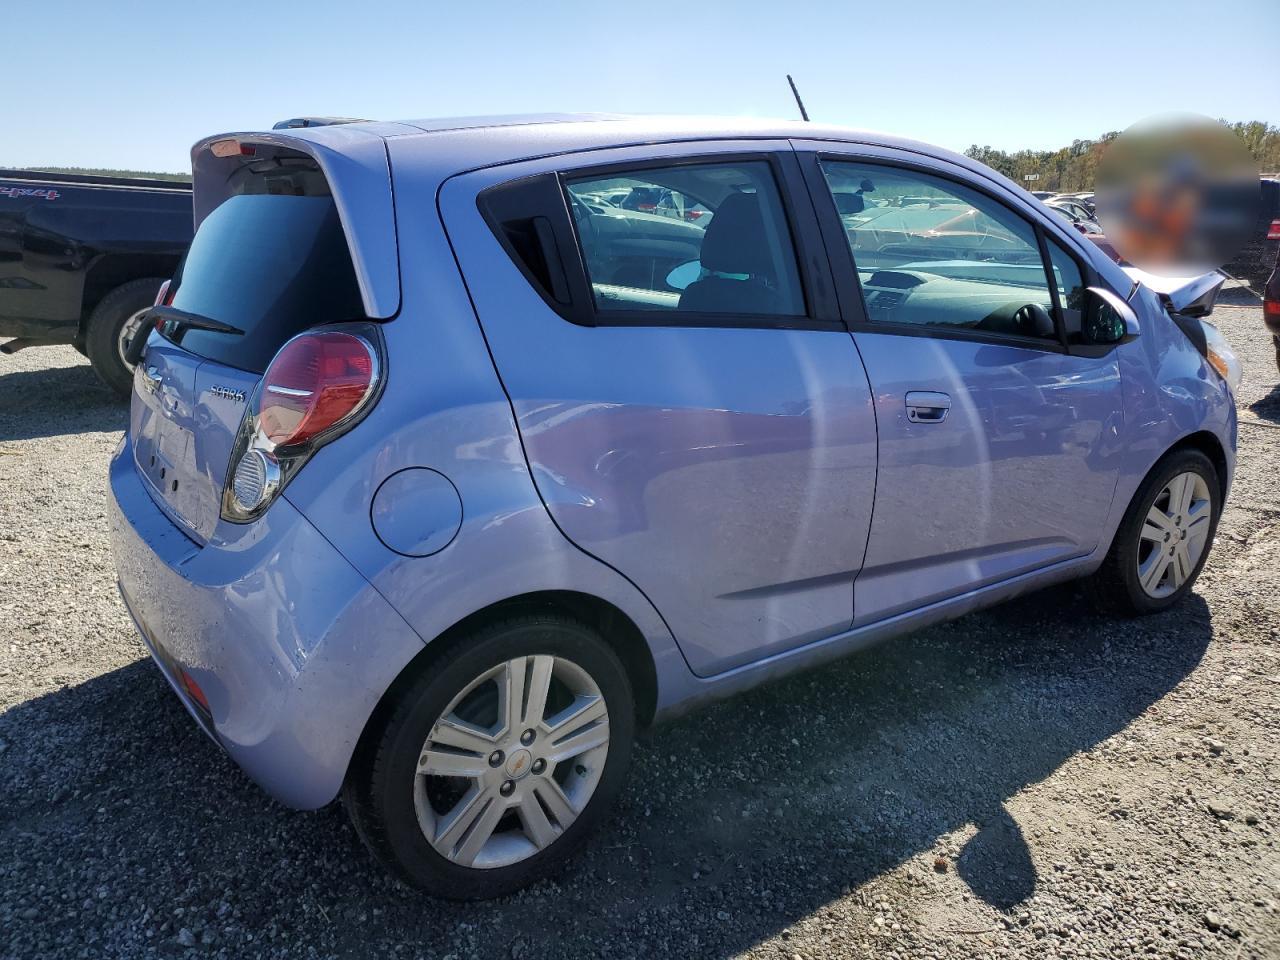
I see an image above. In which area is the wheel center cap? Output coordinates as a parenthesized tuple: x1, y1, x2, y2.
(505, 748, 533, 779)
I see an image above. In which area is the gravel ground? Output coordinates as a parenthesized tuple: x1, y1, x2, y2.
(2, 287, 1278, 960)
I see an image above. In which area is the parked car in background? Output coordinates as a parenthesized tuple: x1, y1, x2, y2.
(1224, 177, 1280, 289)
(1059, 191, 1096, 214)
(1047, 205, 1123, 263)
(110, 115, 1236, 901)
(1264, 244, 1280, 371)
(1030, 190, 1057, 200)
(1046, 196, 1099, 224)
(1049, 204, 1103, 234)
(0, 169, 192, 394)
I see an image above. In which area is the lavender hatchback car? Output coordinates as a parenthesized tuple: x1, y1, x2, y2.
(109, 115, 1236, 899)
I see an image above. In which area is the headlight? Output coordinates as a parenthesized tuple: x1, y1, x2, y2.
(1200, 320, 1241, 394)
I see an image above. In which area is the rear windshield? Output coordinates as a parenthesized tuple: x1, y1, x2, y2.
(167, 193, 364, 372)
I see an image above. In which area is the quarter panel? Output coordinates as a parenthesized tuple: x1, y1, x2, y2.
(279, 147, 689, 695)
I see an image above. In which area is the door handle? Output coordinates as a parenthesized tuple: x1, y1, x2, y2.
(905, 391, 951, 423)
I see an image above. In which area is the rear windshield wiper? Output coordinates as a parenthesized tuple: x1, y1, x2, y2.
(127, 305, 245, 365)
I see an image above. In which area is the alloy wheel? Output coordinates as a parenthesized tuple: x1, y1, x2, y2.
(1135, 470, 1213, 598)
(413, 655, 610, 869)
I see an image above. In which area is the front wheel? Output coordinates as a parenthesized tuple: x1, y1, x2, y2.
(1086, 448, 1221, 615)
(343, 613, 634, 899)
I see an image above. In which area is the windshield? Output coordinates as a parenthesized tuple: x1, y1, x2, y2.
(167, 193, 365, 373)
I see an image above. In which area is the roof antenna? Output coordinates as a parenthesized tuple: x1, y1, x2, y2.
(786, 74, 810, 122)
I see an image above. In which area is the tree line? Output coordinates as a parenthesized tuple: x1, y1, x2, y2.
(24, 166, 192, 182)
(964, 120, 1280, 193)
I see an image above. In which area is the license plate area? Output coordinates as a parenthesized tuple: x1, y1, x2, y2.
(130, 343, 209, 542)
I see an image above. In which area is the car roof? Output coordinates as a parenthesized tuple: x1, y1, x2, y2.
(191, 113, 1137, 326)
(264, 112, 982, 179)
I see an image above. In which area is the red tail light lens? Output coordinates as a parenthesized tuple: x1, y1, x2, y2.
(1267, 219, 1280, 241)
(153, 280, 173, 331)
(258, 332, 376, 447)
(1265, 298, 1280, 317)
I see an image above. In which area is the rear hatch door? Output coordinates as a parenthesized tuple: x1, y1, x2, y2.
(129, 132, 397, 543)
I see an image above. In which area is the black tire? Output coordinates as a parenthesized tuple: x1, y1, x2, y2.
(1085, 448, 1221, 616)
(343, 613, 635, 900)
(84, 278, 165, 397)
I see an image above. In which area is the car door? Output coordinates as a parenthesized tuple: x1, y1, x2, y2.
(795, 145, 1126, 625)
(439, 143, 878, 676)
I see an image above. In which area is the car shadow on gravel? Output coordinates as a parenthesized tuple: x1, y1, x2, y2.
(0, 359, 126, 442)
(0, 587, 1213, 959)
(1249, 384, 1280, 423)
(1214, 284, 1262, 308)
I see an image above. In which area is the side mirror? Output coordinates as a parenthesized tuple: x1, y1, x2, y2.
(665, 259, 702, 291)
(1085, 286, 1140, 344)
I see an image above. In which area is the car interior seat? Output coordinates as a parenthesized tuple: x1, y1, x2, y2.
(678, 192, 782, 314)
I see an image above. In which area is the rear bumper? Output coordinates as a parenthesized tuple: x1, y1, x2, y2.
(108, 434, 425, 809)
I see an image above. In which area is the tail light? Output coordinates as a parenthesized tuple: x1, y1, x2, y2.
(1267, 219, 1280, 241)
(151, 280, 177, 333)
(221, 325, 383, 522)
(1265, 298, 1280, 318)
(259, 332, 376, 446)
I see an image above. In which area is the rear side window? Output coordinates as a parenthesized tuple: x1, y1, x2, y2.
(563, 161, 805, 317)
(167, 193, 365, 372)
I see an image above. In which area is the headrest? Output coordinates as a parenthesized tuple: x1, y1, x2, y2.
(700, 192, 773, 276)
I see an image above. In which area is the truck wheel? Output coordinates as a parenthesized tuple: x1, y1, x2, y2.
(85, 278, 165, 397)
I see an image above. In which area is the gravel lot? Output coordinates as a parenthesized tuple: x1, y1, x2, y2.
(2, 288, 1278, 960)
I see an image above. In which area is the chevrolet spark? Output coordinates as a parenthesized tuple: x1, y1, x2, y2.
(109, 115, 1237, 899)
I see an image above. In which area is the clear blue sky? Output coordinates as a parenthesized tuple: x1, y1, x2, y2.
(9, 0, 1276, 173)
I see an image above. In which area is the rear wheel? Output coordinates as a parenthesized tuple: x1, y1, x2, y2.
(344, 613, 634, 899)
(1086, 448, 1221, 615)
(84, 278, 164, 397)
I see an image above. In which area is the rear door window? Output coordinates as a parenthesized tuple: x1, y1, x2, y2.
(166, 192, 365, 373)
(563, 161, 805, 317)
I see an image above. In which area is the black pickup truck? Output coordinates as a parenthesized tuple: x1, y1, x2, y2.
(0, 169, 192, 394)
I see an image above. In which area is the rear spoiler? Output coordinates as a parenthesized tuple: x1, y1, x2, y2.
(271, 117, 367, 130)
(190, 127, 399, 320)
(1121, 267, 1226, 319)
